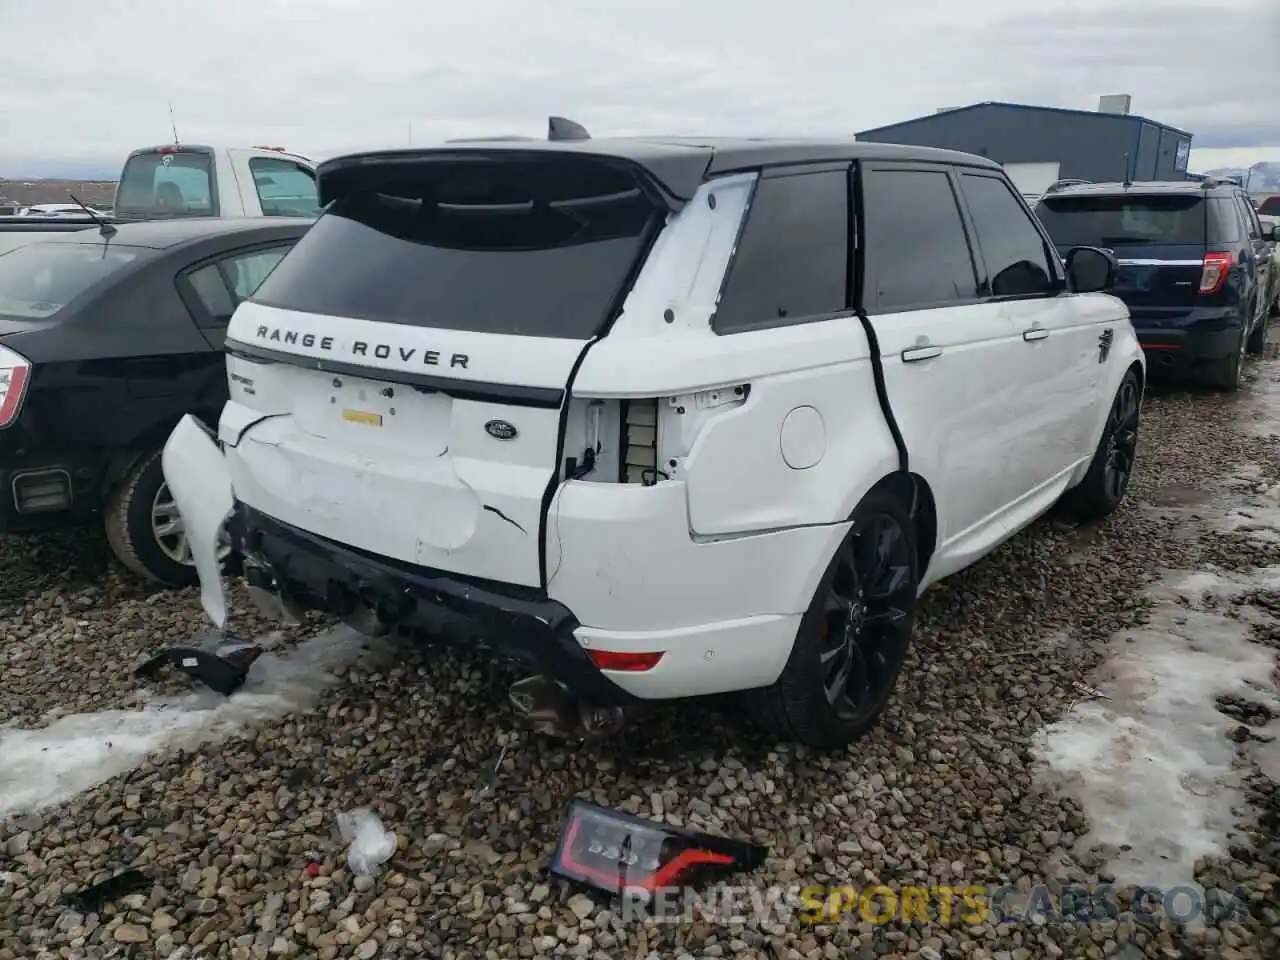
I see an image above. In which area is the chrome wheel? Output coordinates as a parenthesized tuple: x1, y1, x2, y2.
(151, 482, 230, 566)
(818, 512, 915, 723)
(1103, 377, 1140, 502)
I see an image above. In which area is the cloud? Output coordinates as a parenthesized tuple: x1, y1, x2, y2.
(0, 0, 1275, 176)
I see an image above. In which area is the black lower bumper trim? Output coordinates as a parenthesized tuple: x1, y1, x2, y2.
(229, 505, 639, 707)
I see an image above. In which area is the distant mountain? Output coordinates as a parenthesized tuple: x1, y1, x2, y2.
(0, 157, 119, 181)
(1197, 161, 1280, 190)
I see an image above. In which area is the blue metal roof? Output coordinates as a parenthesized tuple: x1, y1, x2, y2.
(856, 101, 1193, 140)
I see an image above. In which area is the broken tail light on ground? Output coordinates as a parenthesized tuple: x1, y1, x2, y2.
(549, 798, 768, 905)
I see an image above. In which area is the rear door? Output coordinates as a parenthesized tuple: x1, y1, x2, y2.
(857, 161, 1026, 565)
(219, 155, 666, 588)
(954, 170, 1099, 492)
(1035, 192, 1209, 327)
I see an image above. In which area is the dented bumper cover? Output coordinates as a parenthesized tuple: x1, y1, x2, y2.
(159, 414, 639, 707)
(162, 415, 235, 628)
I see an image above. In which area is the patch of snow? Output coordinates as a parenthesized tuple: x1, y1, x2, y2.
(1034, 568, 1280, 892)
(0, 626, 386, 819)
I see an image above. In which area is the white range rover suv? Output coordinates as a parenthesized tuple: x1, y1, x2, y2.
(163, 123, 1145, 748)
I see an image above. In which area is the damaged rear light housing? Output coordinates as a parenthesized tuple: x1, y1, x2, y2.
(0, 344, 32, 429)
(549, 799, 767, 901)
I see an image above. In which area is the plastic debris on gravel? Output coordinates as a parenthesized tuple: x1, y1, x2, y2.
(0, 626, 381, 819)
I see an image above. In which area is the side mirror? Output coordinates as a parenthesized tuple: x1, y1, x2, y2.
(1261, 222, 1276, 242)
(1065, 245, 1118, 293)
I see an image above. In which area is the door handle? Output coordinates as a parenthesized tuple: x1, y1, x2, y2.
(1023, 327, 1050, 342)
(901, 345, 943, 363)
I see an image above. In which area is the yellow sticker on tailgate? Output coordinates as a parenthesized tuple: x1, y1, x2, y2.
(341, 408, 383, 427)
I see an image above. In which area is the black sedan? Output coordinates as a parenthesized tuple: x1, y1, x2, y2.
(0, 217, 311, 585)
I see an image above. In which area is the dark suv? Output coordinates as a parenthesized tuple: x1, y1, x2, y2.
(1035, 179, 1276, 391)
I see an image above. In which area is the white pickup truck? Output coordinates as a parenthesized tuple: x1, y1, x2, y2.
(0, 144, 319, 255)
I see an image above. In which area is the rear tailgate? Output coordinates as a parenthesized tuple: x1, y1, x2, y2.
(221, 151, 673, 588)
(1038, 192, 1211, 321)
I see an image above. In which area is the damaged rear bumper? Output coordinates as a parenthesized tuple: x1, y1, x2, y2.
(230, 505, 641, 707)
(162, 415, 235, 628)
(160, 414, 639, 707)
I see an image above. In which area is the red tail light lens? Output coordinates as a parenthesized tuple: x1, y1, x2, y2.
(0, 345, 32, 428)
(585, 649, 664, 672)
(1199, 252, 1234, 295)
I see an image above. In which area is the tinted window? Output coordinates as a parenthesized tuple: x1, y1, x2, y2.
(1208, 198, 1243, 244)
(712, 170, 848, 332)
(862, 168, 978, 311)
(960, 174, 1055, 297)
(116, 150, 215, 219)
(186, 247, 292, 326)
(0, 242, 140, 318)
(1035, 195, 1206, 246)
(1236, 195, 1261, 239)
(253, 159, 658, 338)
(225, 248, 289, 299)
(250, 158, 320, 217)
(187, 263, 236, 324)
(1258, 196, 1280, 217)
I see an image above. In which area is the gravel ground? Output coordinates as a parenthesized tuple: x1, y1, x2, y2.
(2, 332, 1279, 960)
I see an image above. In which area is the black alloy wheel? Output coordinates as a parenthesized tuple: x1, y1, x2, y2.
(1102, 374, 1140, 504)
(817, 512, 916, 724)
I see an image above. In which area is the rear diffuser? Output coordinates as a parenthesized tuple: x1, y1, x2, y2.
(549, 798, 767, 904)
(134, 633, 264, 696)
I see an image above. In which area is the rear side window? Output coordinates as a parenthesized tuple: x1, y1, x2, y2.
(1208, 198, 1243, 244)
(184, 246, 293, 327)
(0, 243, 140, 318)
(958, 174, 1056, 297)
(712, 169, 848, 333)
(1235, 195, 1261, 239)
(250, 158, 320, 217)
(862, 167, 979, 312)
(116, 150, 215, 219)
(1035, 195, 1206, 246)
(252, 158, 659, 339)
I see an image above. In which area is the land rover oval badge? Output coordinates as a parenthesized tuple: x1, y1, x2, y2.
(485, 419, 518, 441)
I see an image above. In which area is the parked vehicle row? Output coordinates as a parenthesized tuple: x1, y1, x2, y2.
(161, 124, 1144, 748)
(0, 144, 320, 256)
(1035, 177, 1278, 390)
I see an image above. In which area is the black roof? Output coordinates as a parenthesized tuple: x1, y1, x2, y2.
(318, 137, 1003, 206)
(1041, 180, 1235, 200)
(857, 101, 1194, 140)
(45, 217, 313, 250)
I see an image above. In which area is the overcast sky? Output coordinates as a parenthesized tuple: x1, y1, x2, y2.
(1, 0, 1276, 178)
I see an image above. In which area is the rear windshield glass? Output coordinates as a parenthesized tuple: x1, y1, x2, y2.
(1035, 195, 1206, 246)
(0, 243, 140, 318)
(251, 158, 659, 338)
(115, 150, 215, 219)
(1258, 196, 1280, 217)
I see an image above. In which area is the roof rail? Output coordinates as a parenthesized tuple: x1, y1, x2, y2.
(1042, 178, 1092, 195)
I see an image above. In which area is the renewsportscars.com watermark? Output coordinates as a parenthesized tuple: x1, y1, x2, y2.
(615, 882, 1252, 927)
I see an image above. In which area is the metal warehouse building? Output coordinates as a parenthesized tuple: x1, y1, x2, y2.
(855, 97, 1194, 200)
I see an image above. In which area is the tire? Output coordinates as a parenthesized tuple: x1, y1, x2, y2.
(1060, 368, 1141, 522)
(104, 448, 201, 587)
(1202, 320, 1247, 392)
(744, 487, 919, 749)
(1247, 314, 1269, 355)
